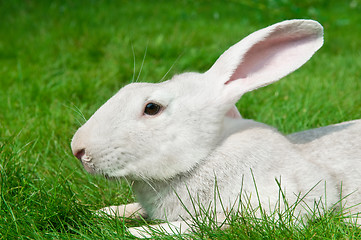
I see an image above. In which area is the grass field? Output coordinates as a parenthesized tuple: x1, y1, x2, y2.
(1, 0, 361, 239)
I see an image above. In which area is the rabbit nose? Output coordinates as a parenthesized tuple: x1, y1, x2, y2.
(74, 148, 85, 161)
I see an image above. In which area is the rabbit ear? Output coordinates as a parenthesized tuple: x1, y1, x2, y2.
(206, 20, 323, 102)
(226, 105, 242, 118)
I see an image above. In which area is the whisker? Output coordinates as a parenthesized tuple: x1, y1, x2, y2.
(123, 176, 132, 189)
(63, 102, 87, 125)
(159, 51, 184, 83)
(142, 177, 163, 200)
(131, 43, 136, 83)
(123, 176, 136, 196)
(136, 42, 148, 83)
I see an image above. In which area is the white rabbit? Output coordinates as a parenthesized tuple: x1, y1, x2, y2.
(71, 19, 361, 237)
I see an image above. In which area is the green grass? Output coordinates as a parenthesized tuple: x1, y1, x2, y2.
(1, 0, 361, 239)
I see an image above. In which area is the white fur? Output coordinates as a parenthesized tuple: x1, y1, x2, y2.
(71, 20, 361, 237)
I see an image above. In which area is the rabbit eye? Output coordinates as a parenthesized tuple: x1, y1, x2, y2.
(144, 102, 162, 116)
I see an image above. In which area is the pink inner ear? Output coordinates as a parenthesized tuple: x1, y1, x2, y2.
(225, 34, 318, 86)
(225, 105, 242, 118)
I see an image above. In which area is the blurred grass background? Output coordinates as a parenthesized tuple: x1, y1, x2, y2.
(0, 0, 360, 239)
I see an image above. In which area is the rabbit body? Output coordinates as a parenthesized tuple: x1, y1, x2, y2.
(130, 119, 361, 221)
(71, 20, 361, 235)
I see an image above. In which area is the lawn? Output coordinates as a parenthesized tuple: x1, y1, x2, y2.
(1, 0, 361, 239)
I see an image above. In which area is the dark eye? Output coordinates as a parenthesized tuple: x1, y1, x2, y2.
(144, 102, 162, 116)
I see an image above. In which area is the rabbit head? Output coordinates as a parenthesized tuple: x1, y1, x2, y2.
(71, 19, 323, 180)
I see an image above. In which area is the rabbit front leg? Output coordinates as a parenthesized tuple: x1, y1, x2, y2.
(97, 202, 147, 219)
(127, 220, 192, 238)
(128, 212, 229, 238)
(98, 204, 192, 237)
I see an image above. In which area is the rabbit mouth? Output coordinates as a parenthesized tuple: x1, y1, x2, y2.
(80, 154, 96, 174)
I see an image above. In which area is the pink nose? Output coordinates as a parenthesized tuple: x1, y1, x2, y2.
(74, 149, 85, 161)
